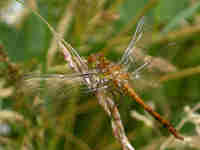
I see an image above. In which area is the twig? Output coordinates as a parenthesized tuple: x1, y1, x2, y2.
(97, 90, 135, 150)
(159, 66, 200, 82)
(150, 24, 200, 46)
(47, 0, 76, 68)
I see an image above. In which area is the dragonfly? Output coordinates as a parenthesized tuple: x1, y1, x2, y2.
(22, 16, 184, 141)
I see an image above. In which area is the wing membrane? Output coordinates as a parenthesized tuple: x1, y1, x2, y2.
(20, 72, 96, 102)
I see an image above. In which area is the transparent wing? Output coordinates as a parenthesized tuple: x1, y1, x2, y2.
(129, 47, 177, 92)
(119, 17, 145, 66)
(20, 72, 97, 102)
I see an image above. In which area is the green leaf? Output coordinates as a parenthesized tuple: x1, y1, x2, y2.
(0, 22, 19, 61)
(162, 2, 200, 33)
(21, 14, 49, 62)
(155, 0, 189, 22)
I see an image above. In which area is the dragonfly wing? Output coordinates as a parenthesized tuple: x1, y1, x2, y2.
(130, 54, 177, 92)
(20, 73, 94, 102)
(119, 17, 145, 65)
(19, 72, 102, 117)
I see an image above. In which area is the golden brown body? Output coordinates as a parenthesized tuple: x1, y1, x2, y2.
(88, 53, 184, 140)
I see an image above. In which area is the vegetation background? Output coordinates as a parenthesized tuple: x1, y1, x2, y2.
(0, 0, 200, 149)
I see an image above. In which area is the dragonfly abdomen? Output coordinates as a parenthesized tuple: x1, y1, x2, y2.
(118, 81, 184, 140)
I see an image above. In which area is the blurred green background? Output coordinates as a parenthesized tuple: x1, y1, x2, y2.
(0, 0, 200, 150)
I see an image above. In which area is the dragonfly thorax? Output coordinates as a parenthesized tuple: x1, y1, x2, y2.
(87, 53, 130, 90)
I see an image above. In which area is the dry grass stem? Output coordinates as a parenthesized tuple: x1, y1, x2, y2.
(159, 66, 200, 82)
(47, 0, 76, 68)
(97, 90, 135, 150)
(151, 24, 200, 45)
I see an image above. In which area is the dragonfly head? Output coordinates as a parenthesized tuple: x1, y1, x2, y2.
(87, 53, 111, 70)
